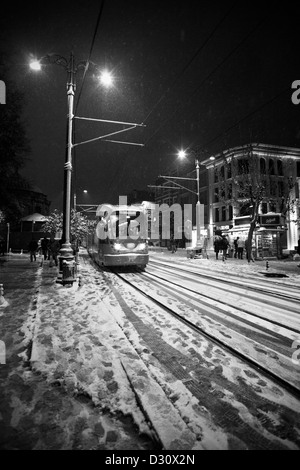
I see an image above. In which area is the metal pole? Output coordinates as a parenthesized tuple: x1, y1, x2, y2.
(195, 159, 201, 246)
(58, 52, 76, 283)
(6, 223, 9, 255)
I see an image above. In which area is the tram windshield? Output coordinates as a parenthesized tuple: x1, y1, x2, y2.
(109, 210, 145, 240)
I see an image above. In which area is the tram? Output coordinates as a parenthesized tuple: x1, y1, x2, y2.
(87, 203, 149, 268)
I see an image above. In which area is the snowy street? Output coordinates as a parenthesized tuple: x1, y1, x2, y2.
(1, 249, 300, 450)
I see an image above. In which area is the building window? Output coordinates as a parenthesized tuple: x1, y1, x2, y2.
(228, 205, 233, 219)
(278, 181, 284, 197)
(270, 180, 277, 197)
(269, 159, 275, 175)
(227, 162, 232, 179)
(214, 188, 219, 202)
(261, 202, 268, 214)
(260, 158, 266, 174)
(227, 182, 232, 199)
(277, 159, 283, 176)
(215, 208, 219, 222)
(297, 161, 300, 177)
(238, 158, 249, 175)
(222, 206, 226, 221)
(214, 169, 219, 183)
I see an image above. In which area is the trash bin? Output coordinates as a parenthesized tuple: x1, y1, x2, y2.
(186, 247, 202, 259)
(186, 247, 195, 259)
(62, 259, 77, 285)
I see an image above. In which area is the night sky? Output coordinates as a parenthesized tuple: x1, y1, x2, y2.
(2, 1, 300, 210)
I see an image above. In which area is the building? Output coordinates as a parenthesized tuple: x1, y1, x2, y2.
(202, 143, 300, 258)
(152, 143, 300, 258)
(7, 187, 51, 251)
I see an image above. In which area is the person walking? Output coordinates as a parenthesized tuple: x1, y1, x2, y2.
(237, 237, 245, 259)
(214, 234, 222, 260)
(28, 238, 38, 262)
(41, 237, 50, 260)
(220, 235, 229, 261)
(233, 237, 239, 258)
(0, 238, 5, 256)
(48, 236, 60, 267)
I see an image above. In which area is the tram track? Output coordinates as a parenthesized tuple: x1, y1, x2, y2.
(112, 269, 300, 398)
(149, 258, 300, 303)
(91, 259, 300, 450)
(145, 263, 300, 333)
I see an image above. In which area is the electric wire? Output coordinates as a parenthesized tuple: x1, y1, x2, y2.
(144, 16, 267, 148)
(73, 0, 105, 209)
(142, 1, 237, 125)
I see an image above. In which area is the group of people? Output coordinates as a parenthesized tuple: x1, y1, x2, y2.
(28, 236, 61, 265)
(214, 233, 255, 261)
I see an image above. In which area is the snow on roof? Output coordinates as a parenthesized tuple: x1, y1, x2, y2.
(21, 213, 47, 222)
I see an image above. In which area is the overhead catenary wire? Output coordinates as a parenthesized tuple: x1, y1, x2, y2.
(144, 16, 267, 148)
(105, 3, 238, 200)
(73, 0, 105, 208)
(142, 1, 238, 125)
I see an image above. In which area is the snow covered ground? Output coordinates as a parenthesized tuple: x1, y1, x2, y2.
(21, 249, 300, 450)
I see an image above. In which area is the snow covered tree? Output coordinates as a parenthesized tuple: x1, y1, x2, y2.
(42, 209, 96, 242)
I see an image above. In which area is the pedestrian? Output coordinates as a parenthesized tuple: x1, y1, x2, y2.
(214, 234, 222, 260)
(41, 236, 50, 260)
(233, 237, 239, 258)
(28, 238, 38, 262)
(220, 235, 229, 261)
(237, 237, 245, 259)
(48, 235, 60, 267)
(169, 235, 177, 253)
(0, 238, 5, 256)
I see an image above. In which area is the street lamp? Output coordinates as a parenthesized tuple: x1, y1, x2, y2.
(29, 53, 113, 284)
(177, 151, 202, 246)
(74, 188, 88, 212)
(178, 150, 215, 246)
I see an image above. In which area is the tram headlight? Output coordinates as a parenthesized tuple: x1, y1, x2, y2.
(113, 243, 122, 251)
(137, 243, 146, 251)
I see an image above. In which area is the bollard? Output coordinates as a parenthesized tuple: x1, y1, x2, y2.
(62, 259, 77, 285)
(266, 261, 269, 270)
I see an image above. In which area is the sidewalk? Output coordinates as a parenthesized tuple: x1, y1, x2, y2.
(0, 254, 159, 450)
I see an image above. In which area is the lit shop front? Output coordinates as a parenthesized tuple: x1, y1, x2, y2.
(255, 214, 287, 259)
(226, 214, 287, 260)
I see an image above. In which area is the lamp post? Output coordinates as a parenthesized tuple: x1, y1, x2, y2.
(30, 52, 144, 283)
(178, 151, 203, 246)
(29, 53, 113, 284)
(6, 223, 10, 255)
